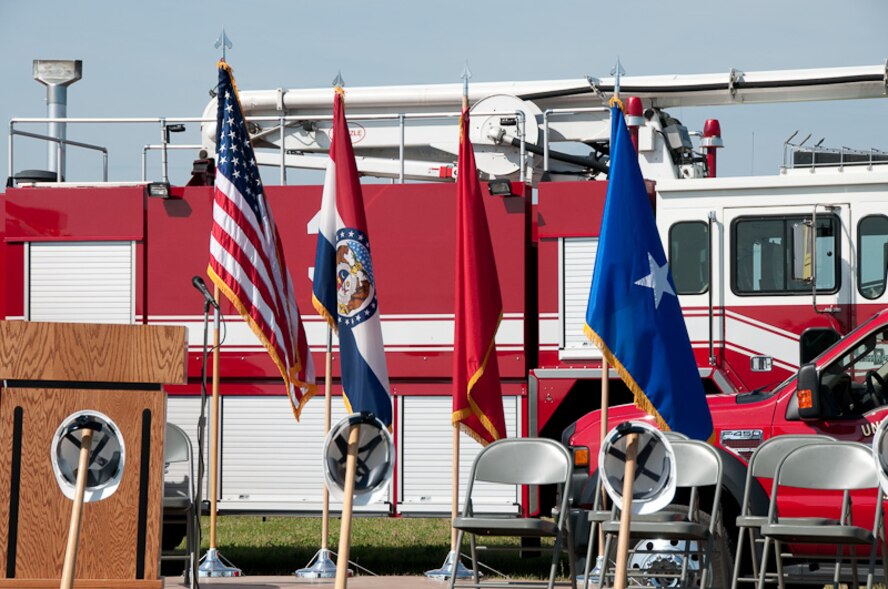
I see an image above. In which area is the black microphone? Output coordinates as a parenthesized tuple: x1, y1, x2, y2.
(192, 276, 219, 309)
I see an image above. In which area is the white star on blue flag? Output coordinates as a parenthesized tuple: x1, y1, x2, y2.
(634, 253, 676, 309)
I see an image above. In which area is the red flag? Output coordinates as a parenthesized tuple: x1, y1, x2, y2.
(452, 106, 506, 446)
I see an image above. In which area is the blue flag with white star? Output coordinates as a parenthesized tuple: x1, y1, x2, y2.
(584, 105, 713, 442)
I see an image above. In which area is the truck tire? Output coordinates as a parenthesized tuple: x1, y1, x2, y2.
(603, 505, 734, 588)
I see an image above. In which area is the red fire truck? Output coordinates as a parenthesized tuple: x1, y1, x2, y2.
(3, 62, 888, 574)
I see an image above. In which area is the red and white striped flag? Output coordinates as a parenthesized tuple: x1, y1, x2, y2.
(207, 61, 316, 419)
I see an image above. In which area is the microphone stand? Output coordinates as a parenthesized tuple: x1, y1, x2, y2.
(191, 296, 211, 588)
(198, 286, 241, 577)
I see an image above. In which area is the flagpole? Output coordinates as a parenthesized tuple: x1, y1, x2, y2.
(598, 355, 609, 558)
(427, 64, 475, 581)
(451, 425, 460, 552)
(323, 327, 333, 549)
(295, 326, 339, 578)
(598, 57, 626, 589)
(298, 69, 345, 580)
(453, 69, 469, 558)
(589, 59, 624, 587)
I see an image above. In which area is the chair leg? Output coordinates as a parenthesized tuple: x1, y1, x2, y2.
(880, 529, 888, 587)
(548, 532, 564, 589)
(774, 540, 786, 589)
(732, 526, 747, 589)
(184, 510, 194, 588)
(583, 520, 597, 589)
(699, 537, 711, 589)
(851, 550, 860, 589)
(470, 534, 480, 587)
(867, 546, 876, 589)
(190, 507, 200, 589)
(597, 531, 614, 589)
(756, 537, 772, 589)
(449, 530, 465, 589)
(749, 529, 761, 583)
(566, 521, 578, 589)
(678, 539, 691, 587)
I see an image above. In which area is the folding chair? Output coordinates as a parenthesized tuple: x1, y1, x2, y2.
(756, 441, 887, 589)
(731, 435, 836, 589)
(161, 423, 198, 588)
(599, 439, 727, 589)
(449, 437, 576, 589)
(582, 430, 689, 589)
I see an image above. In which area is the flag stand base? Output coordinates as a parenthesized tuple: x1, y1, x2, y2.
(425, 550, 476, 580)
(294, 548, 352, 578)
(198, 547, 243, 577)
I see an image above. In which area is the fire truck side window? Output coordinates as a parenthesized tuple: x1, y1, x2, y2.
(821, 327, 888, 414)
(732, 215, 839, 295)
(858, 215, 888, 300)
(668, 221, 709, 294)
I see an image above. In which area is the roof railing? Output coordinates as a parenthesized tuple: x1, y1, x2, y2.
(8, 110, 528, 188)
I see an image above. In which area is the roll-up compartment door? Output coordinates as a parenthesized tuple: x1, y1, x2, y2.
(219, 396, 391, 513)
(399, 395, 520, 514)
(561, 238, 600, 358)
(28, 241, 134, 323)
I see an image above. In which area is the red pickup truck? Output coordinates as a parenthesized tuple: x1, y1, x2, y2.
(565, 308, 888, 586)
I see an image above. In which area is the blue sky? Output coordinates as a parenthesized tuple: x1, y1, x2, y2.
(1, 0, 886, 184)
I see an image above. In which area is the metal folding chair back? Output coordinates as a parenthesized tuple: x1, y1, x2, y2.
(756, 441, 886, 589)
(731, 435, 835, 589)
(162, 423, 198, 588)
(472, 437, 571, 486)
(597, 439, 727, 589)
(775, 442, 876, 490)
(583, 430, 689, 588)
(450, 437, 576, 589)
(672, 440, 722, 494)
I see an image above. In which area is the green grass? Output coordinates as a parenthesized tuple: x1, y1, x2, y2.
(188, 516, 563, 577)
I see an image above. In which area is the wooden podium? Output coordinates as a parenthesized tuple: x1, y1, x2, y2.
(0, 320, 187, 588)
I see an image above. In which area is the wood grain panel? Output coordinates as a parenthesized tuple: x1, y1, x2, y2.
(0, 321, 186, 384)
(0, 580, 162, 588)
(0, 387, 165, 583)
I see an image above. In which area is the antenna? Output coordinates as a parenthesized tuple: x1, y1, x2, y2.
(797, 133, 812, 147)
(783, 130, 799, 146)
(814, 137, 826, 148)
(215, 28, 233, 61)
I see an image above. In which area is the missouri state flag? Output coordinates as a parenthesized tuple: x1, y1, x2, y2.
(312, 87, 392, 428)
(452, 105, 506, 446)
(584, 105, 713, 442)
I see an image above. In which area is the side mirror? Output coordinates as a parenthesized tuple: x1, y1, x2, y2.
(796, 362, 822, 420)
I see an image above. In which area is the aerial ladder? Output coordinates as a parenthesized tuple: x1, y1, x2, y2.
(200, 63, 888, 184)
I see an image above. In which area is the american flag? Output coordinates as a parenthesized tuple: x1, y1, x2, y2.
(207, 61, 316, 419)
